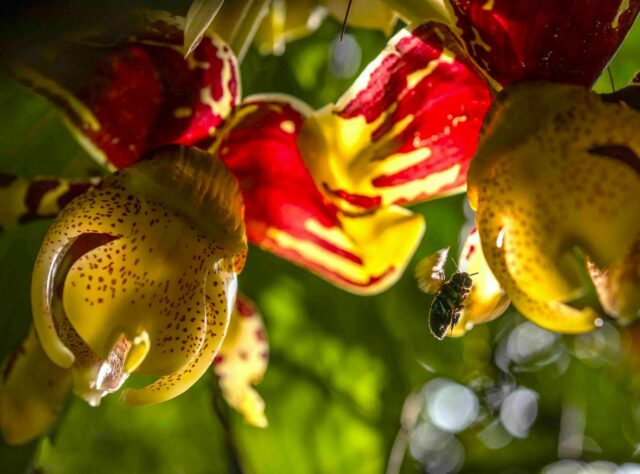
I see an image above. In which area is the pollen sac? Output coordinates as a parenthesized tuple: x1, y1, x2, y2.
(31, 146, 246, 406)
(468, 82, 640, 333)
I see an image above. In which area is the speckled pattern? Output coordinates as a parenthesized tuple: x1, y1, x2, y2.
(213, 294, 269, 427)
(123, 258, 235, 406)
(31, 148, 246, 406)
(468, 82, 640, 333)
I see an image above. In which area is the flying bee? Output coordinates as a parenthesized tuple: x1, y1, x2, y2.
(415, 247, 475, 340)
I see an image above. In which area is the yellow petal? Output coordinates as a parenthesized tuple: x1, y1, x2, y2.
(62, 217, 213, 375)
(121, 260, 236, 406)
(467, 82, 640, 330)
(0, 329, 70, 445)
(477, 209, 599, 334)
(0, 174, 96, 230)
(32, 147, 246, 374)
(214, 294, 268, 428)
(338, 205, 425, 293)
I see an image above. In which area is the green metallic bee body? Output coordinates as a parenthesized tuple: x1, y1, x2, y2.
(428, 272, 473, 340)
(415, 248, 475, 340)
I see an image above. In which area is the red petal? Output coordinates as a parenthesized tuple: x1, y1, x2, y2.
(299, 23, 492, 211)
(15, 20, 239, 170)
(73, 45, 163, 169)
(141, 36, 239, 151)
(448, 0, 640, 86)
(218, 96, 425, 294)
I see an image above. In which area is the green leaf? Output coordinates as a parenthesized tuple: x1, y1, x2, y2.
(184, 0, 226, 57)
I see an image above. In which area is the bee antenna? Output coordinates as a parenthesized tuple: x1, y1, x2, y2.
(451, 256, 460, 272)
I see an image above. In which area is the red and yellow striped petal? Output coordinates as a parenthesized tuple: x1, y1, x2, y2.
(218, 95, 425, 294)
(0, 329, 71, 445)
(213, 294, 268, 428)
(14, 16, 239, 170)
(299, 22, 492, 213)
(0, 173, 97, 230)
(446, 0, 640, 87)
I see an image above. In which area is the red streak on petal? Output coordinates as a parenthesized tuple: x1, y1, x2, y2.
(323, 184, 382, 210)
(450, 0, 640, 86)
(333, 23, 491, 206)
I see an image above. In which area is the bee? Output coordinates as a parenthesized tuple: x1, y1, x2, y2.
(415, 248, 475, 340)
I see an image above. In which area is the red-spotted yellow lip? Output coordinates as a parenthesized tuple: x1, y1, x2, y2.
(468, 81, 640, 333)
(31, 147, 246, 407)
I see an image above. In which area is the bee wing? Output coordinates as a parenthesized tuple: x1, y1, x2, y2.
(415, 247, 449, 294)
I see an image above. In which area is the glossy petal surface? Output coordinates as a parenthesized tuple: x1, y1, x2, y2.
(219, 95, 425, 294)
(591, 75, 640, 324)
(0, 329, 70, 445)
(299, 22, 491, 212)
(468, 82, 640, 333)
(447, 0, 640, 86)
(32, 147, 245, 387)
(213, 294, 268, 427)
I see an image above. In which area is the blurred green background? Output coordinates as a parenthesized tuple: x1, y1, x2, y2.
(1, 7, 640, 474)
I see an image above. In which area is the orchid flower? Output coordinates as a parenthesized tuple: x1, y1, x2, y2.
(297, 0, 640, 334)
(451, 0, 640, 332)
(0, 10, 427, 444)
